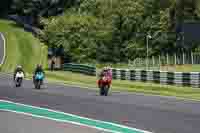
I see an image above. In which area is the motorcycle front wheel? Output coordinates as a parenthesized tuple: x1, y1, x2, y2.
(15, 78, 22, 87)
(100, 87, 105, 96)
(104, 85, 110, 96)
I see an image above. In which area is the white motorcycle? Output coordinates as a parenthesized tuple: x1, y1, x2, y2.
(15, 71, 24, 87)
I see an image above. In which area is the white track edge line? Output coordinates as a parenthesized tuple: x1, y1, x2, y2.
(0, 32, 6, 65)
(0, 109, 117, 133)
(0, 99, 153, 133)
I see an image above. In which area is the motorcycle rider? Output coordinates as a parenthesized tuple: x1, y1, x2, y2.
(99, 67, 106, 77)
(105, 66, 112, 78)
(13, 65, 25, 81)
(105, 66, 112, 86)
(98, 66, 112, 87)
(33, 64, 45, 84)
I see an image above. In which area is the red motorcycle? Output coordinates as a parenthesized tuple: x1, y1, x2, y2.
(98, 76, 112, 96)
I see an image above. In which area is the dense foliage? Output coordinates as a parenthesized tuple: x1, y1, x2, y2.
(1, 0, 200, 63)
(42, 0, 174, 63)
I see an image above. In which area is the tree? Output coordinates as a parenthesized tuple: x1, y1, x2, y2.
(43, 13, 113, 63)
(40, 0, 200, 63)
(0, 0, 13, 16)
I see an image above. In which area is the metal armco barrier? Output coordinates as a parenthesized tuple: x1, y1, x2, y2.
(61, 64, 200, 88)
(111, 69, 200, 88)
(62, 63, 96, 76)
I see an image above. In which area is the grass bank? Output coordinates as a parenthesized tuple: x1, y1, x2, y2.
(0, 19, 48, 74)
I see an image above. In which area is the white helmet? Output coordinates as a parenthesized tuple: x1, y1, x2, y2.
(105, 66, 109, 70)
(17, 65, 22, 69)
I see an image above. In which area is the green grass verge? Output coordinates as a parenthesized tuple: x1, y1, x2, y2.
(0, 19, 48, 73)
(96, 63, 200, 72)
(44, 71, 200, 101)
(160, 64, 200, 72)
(95, 63, 132, 69)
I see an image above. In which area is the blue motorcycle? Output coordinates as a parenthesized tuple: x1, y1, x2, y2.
(34, 72, 44, 89)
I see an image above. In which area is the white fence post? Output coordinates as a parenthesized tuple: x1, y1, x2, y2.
(152, 56, 155, 67)
(167, 53, 169, 65)
(191, 52, 194, 65)
(159, 55, 161, 66)
(183, 52, 185, 64)
(175, 53, 177, 65)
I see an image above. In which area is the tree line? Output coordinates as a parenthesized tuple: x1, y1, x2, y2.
(1, 0, 200, 63)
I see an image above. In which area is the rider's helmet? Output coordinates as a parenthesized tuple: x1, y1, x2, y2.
(103, 67, 108, 71)
(17, 65, 22, 69)
(36, 64, 42, 69)
(104, 66, 110, 72)
(16, 65, 22, 71)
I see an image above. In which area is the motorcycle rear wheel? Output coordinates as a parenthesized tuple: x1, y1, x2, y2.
(15, 78, 22, 87)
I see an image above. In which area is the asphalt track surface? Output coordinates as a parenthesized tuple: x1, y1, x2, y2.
(0, 110, 102, 133)
(0, 33, 4, 64)
(1, 74, 200, 133)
